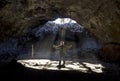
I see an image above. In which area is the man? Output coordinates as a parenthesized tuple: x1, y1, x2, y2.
(53, 41, 72, 68)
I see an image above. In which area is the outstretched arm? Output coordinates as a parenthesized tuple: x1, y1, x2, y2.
(66, 45, 72, 49)
(53, 45, 61, 50)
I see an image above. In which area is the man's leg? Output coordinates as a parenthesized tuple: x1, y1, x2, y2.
(62, 55, 65, 66)
(57, 54, 61, 69)
(59, 54, 62, 66)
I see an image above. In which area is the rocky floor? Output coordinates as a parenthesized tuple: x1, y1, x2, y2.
(0, 51, 120, 81)
(0, 45, 120, 81)
(0, 59, 120, 81)
(17, 59, 104, 73)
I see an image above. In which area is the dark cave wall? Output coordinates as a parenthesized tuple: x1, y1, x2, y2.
(101, 43, 120, 62)
(0, 0, 120, 61)
(0, 0, 120, 43)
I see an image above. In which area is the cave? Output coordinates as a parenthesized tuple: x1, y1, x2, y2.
(0, 0, 120, 81)
(16, 18, 102, 72)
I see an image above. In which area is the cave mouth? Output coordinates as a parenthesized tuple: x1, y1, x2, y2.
(16, 18, 105, 73)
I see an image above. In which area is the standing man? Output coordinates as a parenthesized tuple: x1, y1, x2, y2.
(53, 41, 72, 68)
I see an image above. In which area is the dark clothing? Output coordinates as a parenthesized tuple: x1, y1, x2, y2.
(53, 44, 72, 67)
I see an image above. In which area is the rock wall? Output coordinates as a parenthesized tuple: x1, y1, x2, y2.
(0, 0, 120, 43)
(101, 43, 120, 62)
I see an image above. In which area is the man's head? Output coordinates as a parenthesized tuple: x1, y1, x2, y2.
(60, 41, 64, 46)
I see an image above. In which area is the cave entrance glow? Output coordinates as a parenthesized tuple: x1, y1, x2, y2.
(53, 18, 77, 24)
(17, 18, 104, 73)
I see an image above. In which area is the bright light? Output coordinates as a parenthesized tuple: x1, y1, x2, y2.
(17, 59, 104, 73)
(83, 62, 104, 73)
(53, 18, 77, 24)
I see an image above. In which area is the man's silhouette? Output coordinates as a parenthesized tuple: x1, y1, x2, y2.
(53, 41, 72, 68)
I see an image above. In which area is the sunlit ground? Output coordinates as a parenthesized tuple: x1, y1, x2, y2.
(17, 59, 104, 73)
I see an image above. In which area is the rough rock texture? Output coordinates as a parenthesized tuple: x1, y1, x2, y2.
(101, 43, 120, 62)
(0, 0, 120, 43)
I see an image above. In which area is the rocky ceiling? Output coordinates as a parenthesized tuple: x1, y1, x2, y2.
(0, 0, 120, 43)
